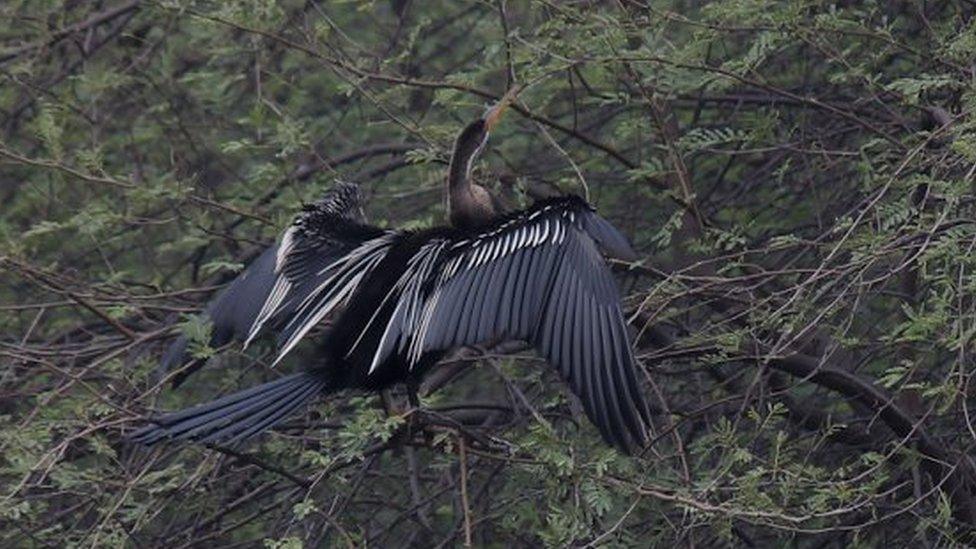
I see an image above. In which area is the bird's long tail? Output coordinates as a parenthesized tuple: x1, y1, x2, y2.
(131, 371, 328, 446)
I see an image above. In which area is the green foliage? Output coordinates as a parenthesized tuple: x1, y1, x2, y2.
(2, 0, 976, 546)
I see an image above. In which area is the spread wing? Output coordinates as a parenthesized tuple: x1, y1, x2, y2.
(364, 196, 650, 451)
(242, 190, 397, 363)
(158, 182, 374, 385)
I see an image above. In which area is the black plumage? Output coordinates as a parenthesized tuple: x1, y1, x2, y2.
(156, 182, 364, 387)
(135, 89, 652, 452)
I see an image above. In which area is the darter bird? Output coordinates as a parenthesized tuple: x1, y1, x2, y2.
(133, 87, 651, 452)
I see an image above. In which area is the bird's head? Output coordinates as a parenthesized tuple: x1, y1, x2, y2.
(450, 85, 521, 183)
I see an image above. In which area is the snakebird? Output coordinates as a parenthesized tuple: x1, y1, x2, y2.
(133, 87, 652, 451)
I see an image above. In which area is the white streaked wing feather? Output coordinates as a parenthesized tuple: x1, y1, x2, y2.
(251, 233, 395, 364)
(276, 228, 295, 272)
(371, 212, 578, 377)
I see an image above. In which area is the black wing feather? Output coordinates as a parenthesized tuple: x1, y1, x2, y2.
(157, 182, 366, 385)
(366, 196, 649, 451)
(245, 185, 394, 364)
(157, 245, 279, 386)
(496, 245, 525, 335)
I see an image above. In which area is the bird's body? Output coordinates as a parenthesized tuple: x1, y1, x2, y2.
(136, 88, 652, 452)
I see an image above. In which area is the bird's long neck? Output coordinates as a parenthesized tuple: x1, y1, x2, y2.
(446, 149, 471, 195)
(446, 140, 497, 229)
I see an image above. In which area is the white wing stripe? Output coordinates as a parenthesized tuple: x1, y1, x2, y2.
(250, 233, 394, 365)
(276, 228, 295, 272)
(246, 276, 291, 346)
(364, 208, 584, 377)
(364, 240, 448, 373)
(274, 272, 364, 364)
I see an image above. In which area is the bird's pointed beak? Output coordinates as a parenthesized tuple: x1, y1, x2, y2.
(484, 85, 521, 132)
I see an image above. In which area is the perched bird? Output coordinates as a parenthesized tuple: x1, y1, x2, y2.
(134, 88, 651, 451)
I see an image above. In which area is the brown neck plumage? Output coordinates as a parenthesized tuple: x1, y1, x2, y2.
(444, 85, 521, 229)
(447, 181, 497, 229)
(446, 131, 498, 229)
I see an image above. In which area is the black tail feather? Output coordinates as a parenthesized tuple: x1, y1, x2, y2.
(131, 371, 328, 446)
(203, 379, 324, 443)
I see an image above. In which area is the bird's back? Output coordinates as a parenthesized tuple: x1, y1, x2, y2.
(320, 228, 454, 390)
